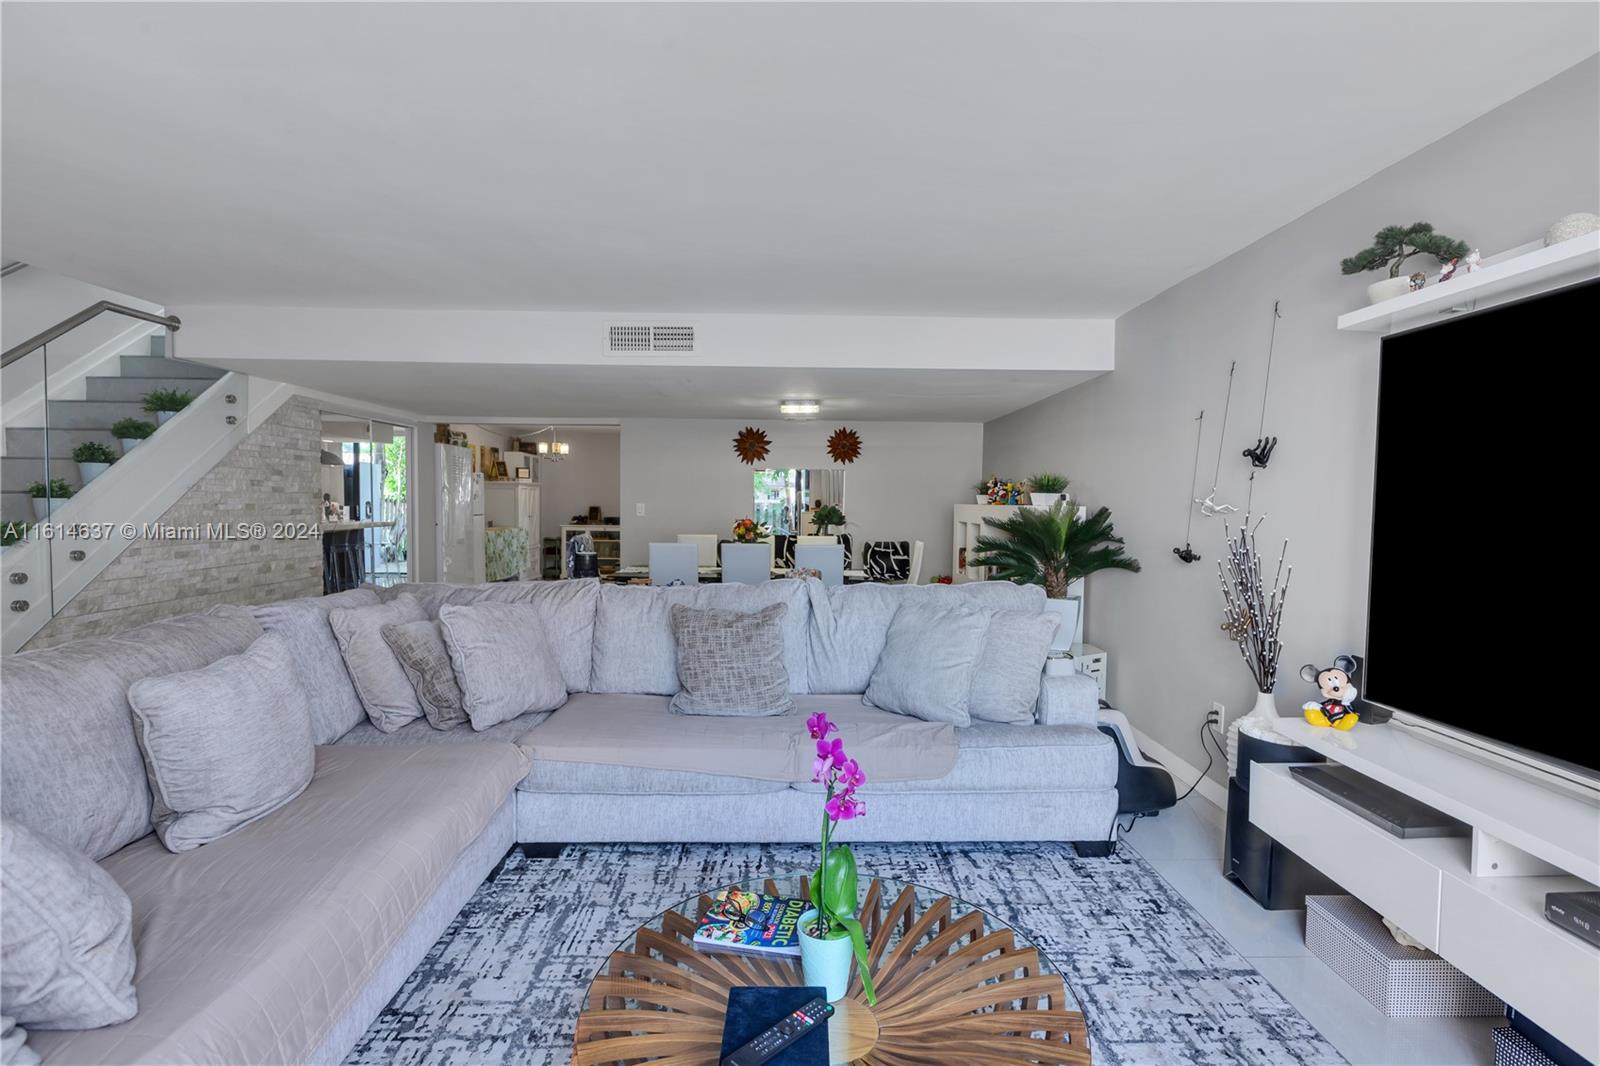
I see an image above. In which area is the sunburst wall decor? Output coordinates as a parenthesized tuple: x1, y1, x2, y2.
(827, 426, 862, 464)
(733, 426, 771, 465)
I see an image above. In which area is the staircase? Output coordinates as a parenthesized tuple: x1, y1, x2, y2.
(1, 334, 226, 525)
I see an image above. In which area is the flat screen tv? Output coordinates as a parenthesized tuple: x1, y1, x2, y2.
(1367, 277, 1597, 782)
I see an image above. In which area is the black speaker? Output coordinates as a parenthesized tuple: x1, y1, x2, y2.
(1223, 732, 1343, 910)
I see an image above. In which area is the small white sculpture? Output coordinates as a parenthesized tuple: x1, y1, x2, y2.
(1463, 248, 1483, 273)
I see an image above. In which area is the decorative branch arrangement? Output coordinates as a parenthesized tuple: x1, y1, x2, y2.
(1217, 517, 1291, 693)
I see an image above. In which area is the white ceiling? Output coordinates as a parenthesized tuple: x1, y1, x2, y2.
(4, 3, 1594, 318)
(206, 360, 1101, 423)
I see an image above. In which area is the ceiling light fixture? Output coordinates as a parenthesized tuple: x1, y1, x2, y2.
(779, 399, 821, 419)
(526, 427, 571, 461)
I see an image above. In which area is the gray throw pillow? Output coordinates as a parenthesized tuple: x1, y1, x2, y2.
(127, 634, 315, 852)
(0, 818, 137, 1031)
(381, 620, 467, 730)
(668, 603, 793, 717)
(969, 609, 1061, 724)
(328, 595, 428, 732)
(863, 599, 993, 726)
(437, 602, 568, 731)
(250, 588, 378, 744)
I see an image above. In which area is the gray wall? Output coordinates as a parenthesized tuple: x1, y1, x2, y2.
(982, 57, 1599, 782)
(535, 428, 621, 543)
(25, 396, 323, 648)
(620, 417, 983, 572)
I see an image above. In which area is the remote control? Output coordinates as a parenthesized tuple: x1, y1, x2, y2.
(719, 997, 833, 1066)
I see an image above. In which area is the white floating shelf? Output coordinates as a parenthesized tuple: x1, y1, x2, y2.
(1336, 231, 1599, 334)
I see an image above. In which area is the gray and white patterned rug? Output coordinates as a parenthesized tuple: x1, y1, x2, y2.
(347, 842, 1346, 1066)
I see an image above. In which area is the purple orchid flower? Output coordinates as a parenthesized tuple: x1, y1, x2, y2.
(812, 736, 846, 782)
(806, 712, 837, 740)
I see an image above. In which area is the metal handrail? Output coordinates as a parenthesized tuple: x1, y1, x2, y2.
(1, 300, 181, 368)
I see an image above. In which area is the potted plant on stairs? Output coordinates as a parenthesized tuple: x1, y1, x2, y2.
(973, 500, 1141, 652)
(27, 479, 74, 521)
(142, 387, 193, 425)
(1027, 472, 1070, 508)
(112, 417, 157, 454)
(798, 712, 877, 1005)
(72, 441, 117, 485)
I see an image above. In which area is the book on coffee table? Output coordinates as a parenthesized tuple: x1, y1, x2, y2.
(694, 888, 809, 958)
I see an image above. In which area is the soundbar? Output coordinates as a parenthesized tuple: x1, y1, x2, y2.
(1288, 764, 1469, 839)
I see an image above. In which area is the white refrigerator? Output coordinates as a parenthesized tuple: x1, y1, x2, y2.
(436, 444, 485, 584)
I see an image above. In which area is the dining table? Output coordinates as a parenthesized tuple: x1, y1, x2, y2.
(607, 565, 869, 584)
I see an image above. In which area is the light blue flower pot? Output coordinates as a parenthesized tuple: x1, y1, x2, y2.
(797, 908, 853, 1002)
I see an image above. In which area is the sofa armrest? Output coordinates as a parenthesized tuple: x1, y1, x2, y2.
(1036, 672, 1100, 727)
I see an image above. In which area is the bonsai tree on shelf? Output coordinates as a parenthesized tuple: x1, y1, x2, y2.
(973, 501, 1141, 599)
(1340, 223, 1469, 280)
(810, 504, 846, 536)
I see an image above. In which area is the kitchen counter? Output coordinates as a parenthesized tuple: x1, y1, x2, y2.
(321, 520, 397, 533)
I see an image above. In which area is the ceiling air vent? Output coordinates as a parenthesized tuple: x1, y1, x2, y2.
(607, 325, 695, 353)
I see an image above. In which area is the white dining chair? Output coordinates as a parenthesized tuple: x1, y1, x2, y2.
(906, 540, 925, 585)
(650, 542, 700, 585)
(721, 543, 771, 584)
(676, 534, 720, 568)
(794, 543, 844, 587)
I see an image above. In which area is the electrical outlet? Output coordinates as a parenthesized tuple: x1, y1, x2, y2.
(635, 502, 647, 516)
(1207, 701, 1225, 726)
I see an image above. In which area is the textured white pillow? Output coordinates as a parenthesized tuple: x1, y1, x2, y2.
(328, 594, 428, 732)
(968, 609, 1061, 724)
(438, 602, 568, 730)
(127, 634, 315, 852)
(0, 818, 137, 1030)
(863, 600, 993, 726)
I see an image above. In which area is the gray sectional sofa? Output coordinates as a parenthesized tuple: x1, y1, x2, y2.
(0, 577, 1114, 1065)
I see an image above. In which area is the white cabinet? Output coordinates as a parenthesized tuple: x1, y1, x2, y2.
(483, 482, 540, 580)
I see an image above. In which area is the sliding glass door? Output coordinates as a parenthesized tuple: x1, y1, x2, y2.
(320, 414, 413, 589)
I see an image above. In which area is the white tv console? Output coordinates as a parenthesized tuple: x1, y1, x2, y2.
(1248, 718, 1600, 1062)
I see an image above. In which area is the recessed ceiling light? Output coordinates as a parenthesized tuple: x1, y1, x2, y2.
(779, 399, 821, 419)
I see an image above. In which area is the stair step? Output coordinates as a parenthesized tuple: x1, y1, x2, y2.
(45, 399, 149, 428)
(117, 355, 224, 380)
(4, 428, 122, 460)
(2, 490, 37, 527)
(86, 376, 213, 403)
(2, 457, 82, 494)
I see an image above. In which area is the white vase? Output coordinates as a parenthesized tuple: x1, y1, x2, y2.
(975, 494, 988, 504)
(77, 461, 111, 485)
(1042, 596, 1081, 653)
(156, 409, 182, 425)
(30, 497, 67, 521)
(1243, 688, 1280, 724)
(1544, 212, 1599, 246)
(1029, 492, 1062, 509)
(1365, 275, 1415, 304)
(119, 438, 142, 454)
(797, 908, 853, 1001)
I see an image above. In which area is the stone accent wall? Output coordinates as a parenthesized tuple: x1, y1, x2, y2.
(24, 396, 324, 649)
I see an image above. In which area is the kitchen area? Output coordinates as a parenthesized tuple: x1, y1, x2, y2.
(320, 414, 411, 592)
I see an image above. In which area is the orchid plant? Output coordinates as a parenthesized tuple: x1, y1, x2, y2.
(806, 712, 877, 1005)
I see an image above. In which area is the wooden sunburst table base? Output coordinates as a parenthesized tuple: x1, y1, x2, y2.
(574, 876, 1091, 1065)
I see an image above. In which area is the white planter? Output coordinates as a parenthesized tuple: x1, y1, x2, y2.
(77, 461, 111, 485)
(156, 410, 179, 425)
(1043, 596, 1081, 652)
(1366, 275, 1415, 304)
(797, 908, 854, 1001)
(30, 496, 68, 521)
(975, 495, 988, 504)
(118, 438, 143, 454)
(1029, 492, 1062, 509)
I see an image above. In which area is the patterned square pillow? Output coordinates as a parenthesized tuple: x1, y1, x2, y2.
(381, 620, 467, 730)
(668, 603, 793, 717)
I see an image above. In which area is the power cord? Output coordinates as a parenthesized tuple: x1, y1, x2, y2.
(1173, 717, 1226, 804)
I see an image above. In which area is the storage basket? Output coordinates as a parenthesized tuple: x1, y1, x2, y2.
(1493, 1026, 1557, 1066)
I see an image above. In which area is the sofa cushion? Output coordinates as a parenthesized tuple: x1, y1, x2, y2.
(795, 722, 1116, 794)
(0, 607, 264, 861)
(381, 620, 468, 729)
(250, 588, 378, 744)
(864, 599, 992, 726)
(806, 581, 1045, 694)
(329, 595, 428, 732)
(438, 602, 568, 730)
(336, 711, 550, 749)
(591, 581, 812, 695)
(20, 742, 530, 1066)
(669, 602, 792, 717)
(127, 634, 315, 852)
(0, 818, 137, 1030)
(969, 609, 1060, 724)
(443, 579, 600, 692)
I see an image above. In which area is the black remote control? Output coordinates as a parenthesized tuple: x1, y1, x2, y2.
(719, 997, 833, 1066)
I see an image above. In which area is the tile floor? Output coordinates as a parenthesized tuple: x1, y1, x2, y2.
(1121, 796, 1502, 1066)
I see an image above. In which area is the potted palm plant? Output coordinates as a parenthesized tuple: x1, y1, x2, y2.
(973, 501, 1141, 651)
(1027, 472, 1070, 508)
(142, 387, 193, 425)
(112, 417, 157, 454)
(72, 441, 117, 485)
(27, 479, 74, 521)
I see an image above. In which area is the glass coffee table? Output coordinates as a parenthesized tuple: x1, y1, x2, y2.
(574, 874, 1090, 1064)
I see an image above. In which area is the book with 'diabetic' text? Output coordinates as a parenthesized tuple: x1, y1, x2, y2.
(692, 888, 809, 958)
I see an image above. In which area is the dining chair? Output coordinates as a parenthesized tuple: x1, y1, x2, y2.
(794, 543, 844, 587)
(906, 540, 924, 585)
(650, 542, 700, 585)
(863, 541, 910, 582)
(676, 533, 720, 568)
(721, 543, 771, 584)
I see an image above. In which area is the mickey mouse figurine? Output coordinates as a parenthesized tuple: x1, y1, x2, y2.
(1300, 654, 1363, 730)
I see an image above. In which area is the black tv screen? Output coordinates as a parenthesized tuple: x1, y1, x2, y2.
(1367, 278, 1597, 775)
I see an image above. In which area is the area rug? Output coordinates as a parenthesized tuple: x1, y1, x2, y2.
(346, 841, 1346, 1066)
